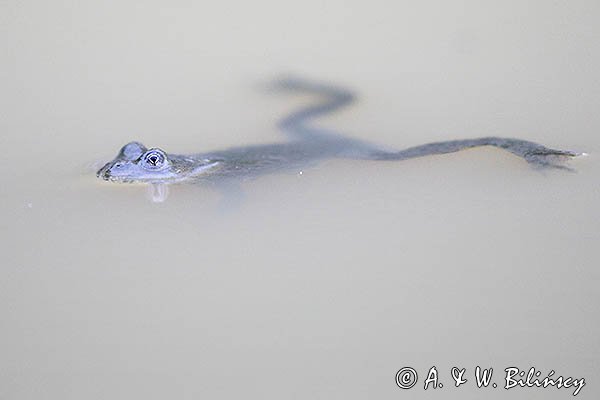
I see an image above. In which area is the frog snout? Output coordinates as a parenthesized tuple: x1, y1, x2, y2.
(96, 162, 120, 180)
(96, 162, 109, 179)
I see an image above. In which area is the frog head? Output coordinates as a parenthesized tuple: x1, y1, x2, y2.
(97, 142, 179, 183)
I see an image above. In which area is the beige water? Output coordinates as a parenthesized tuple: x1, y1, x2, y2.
(2, 1, 599, 399)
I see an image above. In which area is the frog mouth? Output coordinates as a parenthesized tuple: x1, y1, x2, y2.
(100, 174, 135, 184)
(106, 177, 135, 183)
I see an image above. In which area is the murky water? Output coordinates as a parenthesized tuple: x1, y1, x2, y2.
(2, 1, 599, 399)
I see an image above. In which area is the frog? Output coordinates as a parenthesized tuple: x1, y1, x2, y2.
(97, 77, 582, 202)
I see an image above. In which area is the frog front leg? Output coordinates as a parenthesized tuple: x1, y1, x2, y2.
(146, 183, 170, 203)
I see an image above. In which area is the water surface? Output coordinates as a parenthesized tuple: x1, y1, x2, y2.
(2, 1, 599, 399)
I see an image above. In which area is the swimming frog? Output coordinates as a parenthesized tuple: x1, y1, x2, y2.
(97, 77, 582, 201)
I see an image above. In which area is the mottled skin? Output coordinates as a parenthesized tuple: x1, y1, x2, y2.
(97, 77, 580, 187)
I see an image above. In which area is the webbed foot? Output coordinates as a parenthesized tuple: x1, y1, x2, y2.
(524, 148, 585, 171)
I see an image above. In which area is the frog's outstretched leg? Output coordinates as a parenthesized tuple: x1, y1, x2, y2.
(367, 137, 582, 169)
(270, 77, 583, 169)
(271, 76, 356, 141)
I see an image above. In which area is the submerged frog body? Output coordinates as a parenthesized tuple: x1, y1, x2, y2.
(97, 77, 581, 199)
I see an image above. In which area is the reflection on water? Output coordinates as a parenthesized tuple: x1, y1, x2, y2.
(2, 1, 599, 398)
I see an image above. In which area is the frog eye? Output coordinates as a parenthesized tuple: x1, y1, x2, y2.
(119, 141, 147, 160)
(141, 149, 167, 170)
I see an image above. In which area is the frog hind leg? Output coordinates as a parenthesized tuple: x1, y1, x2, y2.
(364, 137, 582, 170)
(270, 76, 356, 142)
